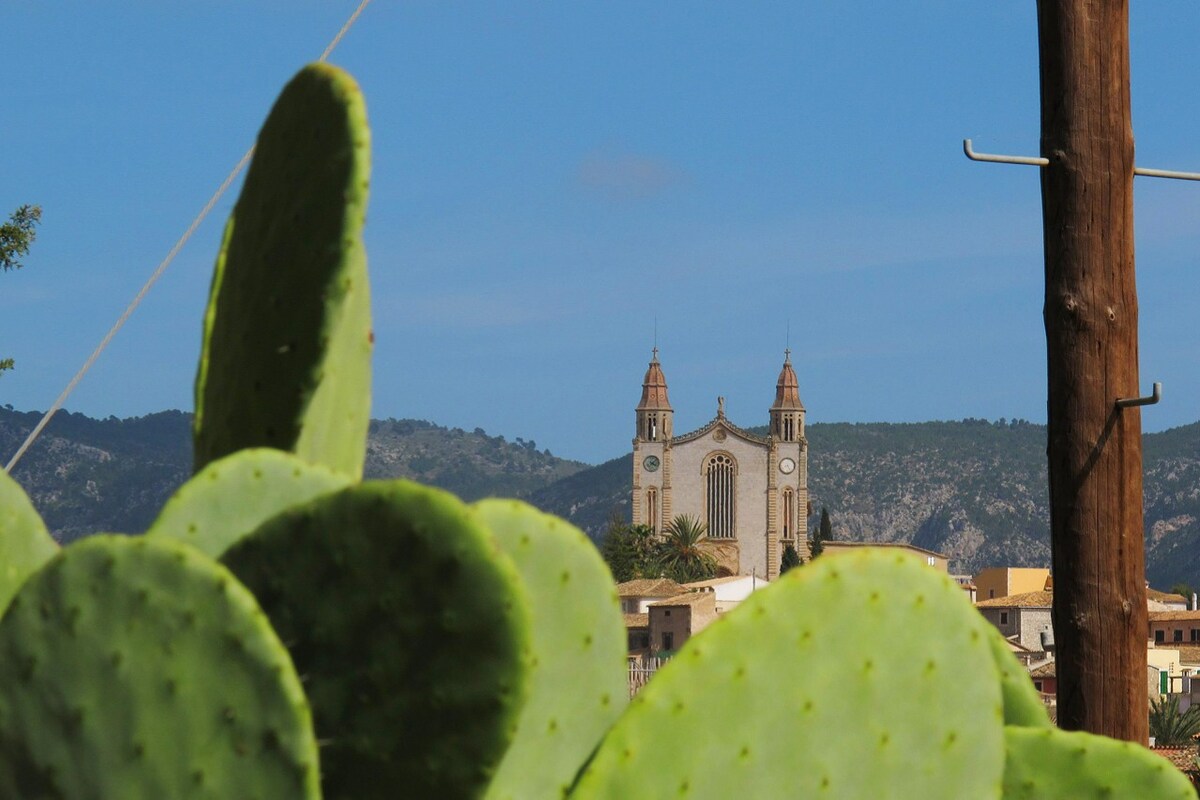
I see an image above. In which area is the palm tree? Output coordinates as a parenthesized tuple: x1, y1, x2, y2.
(1149, 694, 1200, 745)
(656, 515, 718, 583)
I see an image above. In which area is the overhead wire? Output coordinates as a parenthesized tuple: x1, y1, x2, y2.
(4, 0, 374, 474)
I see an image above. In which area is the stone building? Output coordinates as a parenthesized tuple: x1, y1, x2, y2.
(975, 590, 1054, 652)
(630, 349, 809, 581)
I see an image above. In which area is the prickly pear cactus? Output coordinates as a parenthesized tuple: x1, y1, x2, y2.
(0, 469, 56, 614)
(147, 448, 350, 557)
(194, 62, 372, 478)
(983, 622, 1050, 729)
(222, 481, 534, 800)
(0, 535, 320, 799)
(472, 499, 628, 800)
(569, 550, 1008, 799)
(1002, 725, 1195, 799)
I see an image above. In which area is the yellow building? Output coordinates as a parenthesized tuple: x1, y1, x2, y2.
(974, 567, 1051, 602)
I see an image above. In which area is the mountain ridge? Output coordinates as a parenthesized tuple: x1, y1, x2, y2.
(3, 407, 1198, 588)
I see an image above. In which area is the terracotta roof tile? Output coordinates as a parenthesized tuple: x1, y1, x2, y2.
(623, 613, 649, 628)
(649, 592, 714, 608)
(616, 578, 685, 598)
(976, 590, 1054, 609)
(1149, 610, 1200, 622)
(1175, 646, 1200, 665)
(1029, 662, 1056, 678)
(1148, 588, 1189, 604)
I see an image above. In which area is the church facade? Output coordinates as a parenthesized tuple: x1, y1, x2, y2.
(631, 349, 809, 581)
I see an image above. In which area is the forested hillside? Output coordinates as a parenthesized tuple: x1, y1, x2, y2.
(4, 407, 1199, 588)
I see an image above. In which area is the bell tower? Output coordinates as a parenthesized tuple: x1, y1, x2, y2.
(633, 348, 673, 534)
(768, 349, 808, 577)
(770, 349, 805, 443)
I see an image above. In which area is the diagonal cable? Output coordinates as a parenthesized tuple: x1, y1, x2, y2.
(5, 0, 374, 474)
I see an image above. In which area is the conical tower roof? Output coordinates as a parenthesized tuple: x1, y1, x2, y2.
(771, 349, 804, 411)
(637, 348, 672, 410)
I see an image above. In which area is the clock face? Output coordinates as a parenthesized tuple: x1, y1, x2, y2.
(643, 455, 661, 472)
(779, 457, 796, 475)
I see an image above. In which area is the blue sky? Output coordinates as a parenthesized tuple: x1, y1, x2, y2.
(4, 2, 1200, 464)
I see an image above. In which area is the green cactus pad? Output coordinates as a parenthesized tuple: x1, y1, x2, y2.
(472, 499, 628, 800)
(194, 62, 372, 478)
(0, 469, 57, 614)
(147, 448, 351, 558)
(1002, 725, 1195, 799)
(0, 535, 319, 799)
(222, 481, 534, 800)
(569, 550, 1007, 800)
(983, 624, 1051, 729)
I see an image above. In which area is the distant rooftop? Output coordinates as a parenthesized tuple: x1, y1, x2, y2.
(976, 590, 1053, 609)
(616, 578, 686, 598)
(682, 575, 769, 590)
(822, 541, 949, 560)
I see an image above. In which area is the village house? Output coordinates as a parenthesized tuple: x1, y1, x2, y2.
(1149, 610, 1200, 646)
(616, 577, 685, 614)
(648, 591, 718, 655)
(1148, 587, 1189, 612)
(973, 567, 1051, 602)
(975, 590, 1054, 653)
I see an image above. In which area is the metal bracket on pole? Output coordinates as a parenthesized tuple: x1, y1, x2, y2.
(963, 139, 1200, 181)
(963, 139, 1048, 167)
(1116, 382, 1162, 409)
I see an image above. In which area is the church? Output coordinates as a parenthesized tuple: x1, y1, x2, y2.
(631, 349, 810, 582)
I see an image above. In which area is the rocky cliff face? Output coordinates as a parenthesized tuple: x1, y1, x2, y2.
(807, 420, 1052, 576)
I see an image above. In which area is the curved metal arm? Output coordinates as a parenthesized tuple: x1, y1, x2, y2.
(962, 139, 1048, 167)
(1116, 382, 1162, 409)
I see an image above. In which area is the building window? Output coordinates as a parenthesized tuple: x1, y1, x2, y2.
(1000, 612, 1009, 625)
(781, 488, 794, 540)
(989, 589, 995, 599)
(1192, 629, 1199, 643)
(1175, 629, 1184, 643)
(705, 453, 736, 539)
(647, 487, 659, 534)
(783, 416, 794, 441)
(647, 413, 658, 441)
(927, 556, 936, 566)
(1156, 630, 1166, 644)
(1033, 680, 1043, 692)
(661, 632, 674, 651)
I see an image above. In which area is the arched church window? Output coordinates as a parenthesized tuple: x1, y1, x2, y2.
(781, 488, 794, 540)
(647, 487, 659, 533)
(647, 413, 658, 441)
(783, 416, 794, 442)
(705, 453, 735, 539)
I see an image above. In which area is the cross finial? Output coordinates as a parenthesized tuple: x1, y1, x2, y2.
(784, 347, 792, 364)
(651, 345, 659, 361)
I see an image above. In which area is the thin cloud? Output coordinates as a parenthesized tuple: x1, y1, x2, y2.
(576, 150, 688, 200)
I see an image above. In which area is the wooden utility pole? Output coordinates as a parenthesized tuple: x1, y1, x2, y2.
(1037, 0, 1147, 742)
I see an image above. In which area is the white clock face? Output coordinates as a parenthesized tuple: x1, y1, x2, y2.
(779, 457, 796, 475)
(643, 455, 661, 472)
